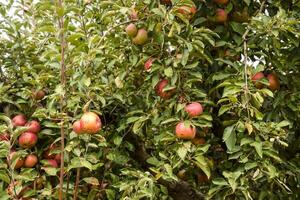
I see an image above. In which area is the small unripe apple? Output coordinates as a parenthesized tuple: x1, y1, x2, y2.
(9, 151, 24, 169)
(177, 169, 187, 180)
(175, 121, 196, 140)
(267, 73, 280, 91)
(44, 159, 58, 168)
(73, 120, 83, 134)
(144, 58, 154, 71)
(251, 72, 265, 89)
(155, 79, 176, 99)
(12, 114, 27, 127)
(25, 120, 41, 134)
(33, 89, 45, 100)
(129, 8, 138, 20)
(125, 23, 138, 37)
(18, 132, 38, 149)
(215, 9, 228, 23)
(132, 29, 148, 45)
(24, 154, 38, 168)
(80, 112, 102, 134)
(0, 132, 10, 141)
(214, 0, 229, 5)
(185, 102, 203, 117)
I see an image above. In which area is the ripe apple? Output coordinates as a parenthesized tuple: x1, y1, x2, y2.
(214, 0, 229, 5)
(144, 58, 154, 71)
(177, 6, 197, 20)
(73, 120, 83, 134)
(125, 23, 137, 37)
(43, 144, 59, 159)
(24, 154, 38, 168)
(25, 120, 41, 134)
(215, 9, 228, 23)
(197, 172, 209, 183)
(54, 153, 62, 165)
(132, 29, 148, 45)
(12, 114, 27, 127)
(161, 0, 171, 5)
(9, 151, 24, 169)
(80, 112, 102, 134)
(267, 73, 280, 91)
(18, 132, 38, 148)
(33, 89, 45, 100)
(175, 121, 196, 140)
(185, 102, 203, 117)
(191, 137, 206, 145)
(251, 72, 265, 89)
(44, 159, 58, 168)
(0, 132, 10, 141)
(155, 79, 176, 99)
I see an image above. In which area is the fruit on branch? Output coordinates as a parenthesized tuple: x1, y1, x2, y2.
(155, 79, 176, 99)
(18, 132, 38, 148)
(80, 112, 102, 134)
(214, 0, 229, 5)
(144, 58, 154, 71)
(24, 154, 38, 168)
(0, 132, 10, 141)
(161, 0, 172, 5)
(54, 153, 61, 164)
(44, 159, 58, 168)
(9, 151, 24, 169)
(191, 137, 206, 145)
(177, 169, 187, 180)
(132, 29, 148, 45)
(177, 5, 197, 20)
(125, 23, 138, 37)
(175, 121, 196, 140)
(33, 89, 45, 100)
(215, 9, 228, 23)
(12, 114, 27, 127)
(129, 7, 138, 20)
(197, 172, 209, 183)
(25, 120, 41, 134)
(73, 120, 83, 134)
(267, 73, 280, 91)
(251, 72, 265, 89)
(185, 102, 203, 117)
(43, 144, 60, 159)
(231, 8, 249, 23)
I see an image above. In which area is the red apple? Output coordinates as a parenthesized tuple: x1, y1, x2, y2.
(73, 120, 83, 134)
(185, 102, 203, 117)
(197, 172, 209, 183)
(25, 120, 41, 134)
(33, 90, 45, 100)
(43, 144, 59, 159)
(215, 9, 228, 23)
(161, 0, 172, 5)
(175, 121, 196, 140)
(144, 58, 154, 71)
(192, 137, 206, 145)
(267, 73, 280, 91)
(12, 114, 27, 127)
(214, 0, 229, 5)
(125, 23, 138, 37)
(9, 151, 24, 169)
(18, 132, 38, 149)
(0, 132, 10, 141)
(155, 79, 176, 99)
(24, 154, 38, 168)
(54, 153, 61, 164)
(177, 6, 197, 19)
(44, 159, 58, 168)
(251, 72, 265, 89)
(80, 112, 102, 134)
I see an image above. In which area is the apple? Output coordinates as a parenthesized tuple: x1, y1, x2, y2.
(177, 6, 197, 20)
(175, 121, 196, 140)
(129, 8, 138, 20)
(215, 9, 228, 23)
(132, 29, 148, 45)
(197, 172, 209, 183)
(161, 0, 171, 5)
(185, 102, 203, 117)
(9, 151, 24, 169)
(73, 120, 83, 134)
(125, 23, 137, 37)
(177, 169, 187, 180)
(251, 72, 265, 89)
(44, 159, 58, 168)
(144, 58, 154, 71)
(80, 112, 102, 134)
(155, 79, 176, 99)
(18, 132, 38, 148)
(43, 144, 59, 159)
(25, 120, 41, 134)
(12, 114, 27, 127)
(24, 154, 38, 168)
(214, 0, 229, 5)
(192, 137, 206, 145)
(0, 132, 10, 141)
(267, 73, 280, 91)
(33, 89, 45, 100)
(54, 153, 61, 164)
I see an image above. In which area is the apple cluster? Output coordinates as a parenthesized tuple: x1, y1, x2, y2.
(251, 71, 280, 91)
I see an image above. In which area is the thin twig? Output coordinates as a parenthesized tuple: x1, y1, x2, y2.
(73, 168, 81, 200)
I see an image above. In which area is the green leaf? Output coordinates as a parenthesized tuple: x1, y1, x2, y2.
(250, 142, 263, 158)
(83, 177, 100, 186)
(223, 125, 236, 152)
(194, 155, 211, 178)
(164, 67, 173, 77)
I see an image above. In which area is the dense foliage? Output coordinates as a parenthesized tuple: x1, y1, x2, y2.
(0, 0, 300, 199)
